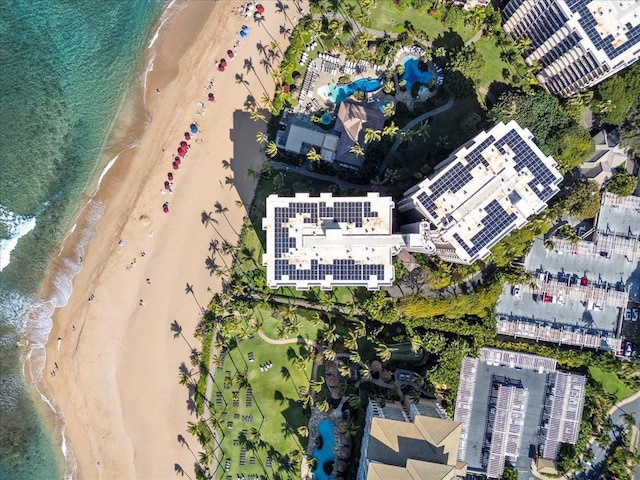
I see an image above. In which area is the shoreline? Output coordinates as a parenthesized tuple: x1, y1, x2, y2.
(29, 0, 295, 477)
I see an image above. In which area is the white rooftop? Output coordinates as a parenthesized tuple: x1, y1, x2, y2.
(262, 192, 404, 290)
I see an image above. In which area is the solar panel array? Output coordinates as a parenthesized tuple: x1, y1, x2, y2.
(272, 201, 384, 282)
(495, 130, 559, 201)
(567, 0, 640, 61)
(416, 136, 494, 219)
(453, 200, 518, 258)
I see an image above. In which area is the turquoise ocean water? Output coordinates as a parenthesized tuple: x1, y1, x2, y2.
(0, 1, 166, 478)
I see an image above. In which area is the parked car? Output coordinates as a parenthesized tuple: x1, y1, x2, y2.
(633, 308, 639, 322)
(625, 342, 632, 357)
(581, 276, 589, 286)
(557, 272, 567, 283)
(626, 309, 633, 322)
(512, 285, 521, 297)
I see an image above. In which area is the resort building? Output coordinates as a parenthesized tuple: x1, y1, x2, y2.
(398, 120, 563, 265)
(261, 192, 404, 290)
(454, 0, 491, 10)
(502, 0, 640, 97)
(358, 398, 467, 480)
(275, 109, 339, 162)
(579, 127, 627, 184)
(333, 101, 386, 169)
(496, 192, 640, 352)
(454, 348, 586, 478)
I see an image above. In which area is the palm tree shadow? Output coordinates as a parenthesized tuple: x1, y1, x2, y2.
(174, 463, 192, 479)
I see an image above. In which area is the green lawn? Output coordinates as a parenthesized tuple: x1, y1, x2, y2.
(474, 36, 509, 89)
(338, 0, 475, 43)
(213, 330, 313, 479)
(588, 366, 635, 402)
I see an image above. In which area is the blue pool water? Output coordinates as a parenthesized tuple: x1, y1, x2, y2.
(321, 77, 382, 104)
(401, 57, 433, 90)
(312, 419, 336, 480)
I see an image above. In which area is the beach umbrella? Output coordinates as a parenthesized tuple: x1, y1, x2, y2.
(256, 4, 264, 13)
(164, 181, 171, 190)
(163, 203, 169, 213)
(239, 31, 247, 39)
(174, 158, 181, 166)
(167, 172, 174, 181)
(220, 58, 227, 66)
(184, 132, 190, 140)
(208, 93, 216, 102)
(180, 140, 188, 147)
(174, 156, 180, 161)
(241, 25, 249, 32)
(227, 49, 235, 59)
(326, 375, 339, 387)
(172, 161, 179, 170)
(190, 123, 198, 133)
(218, 63, 226, 71)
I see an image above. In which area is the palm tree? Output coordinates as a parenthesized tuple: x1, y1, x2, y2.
(359, 366, 371, 381)
(265, 140, 278, 158)
(382, 102, 396, 117)
(375, 342, 392, 362)
(316, 397, 330, 413)
(297, 425, 309, 438)
(341, 420, 359, 436)
(309, 378, 325, 394)
(306, 147, 322, 163)
(382, 121, 399, 138)
(250, 109, 267, 123)
(349, 142, 365, 158)
(515, 37, 532, 56)
(323, 347, 337, 361)
(214, 201, 238, 236)
(383, 80, 395, 94)
(364, 128, 381, 144)
(256, 131, 268, 145)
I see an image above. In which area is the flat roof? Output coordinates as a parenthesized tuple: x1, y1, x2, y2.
(262, 192, 404, 290)
(454, 349, 586, 477)
(283, 124, 339, 162)
(400, 120, 562, 264)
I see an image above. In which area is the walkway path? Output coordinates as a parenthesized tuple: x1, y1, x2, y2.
(376, 94, 456, 177)
(270, 161, 376, 192)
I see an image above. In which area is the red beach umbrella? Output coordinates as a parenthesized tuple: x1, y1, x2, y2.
(218, 64, 225, 72)
(208, 93, 216, 102)
(172, 161, 179, 170)
(164, 181, 171, 190)
(163, 202, 169, 213)
(256, 4, 264, 13)
(178, 149, 186, 157)
(180, 140, 188, 147)
(174, 158, 181, 166)
(220, 58, 227, 66)
(167, 172, 174, 181)
(227, 49, 235, 59)
(174, 156, 180, 161)
(184, 132, 191, 140)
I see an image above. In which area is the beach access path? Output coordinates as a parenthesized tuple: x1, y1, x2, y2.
(43, 1, 305, 479)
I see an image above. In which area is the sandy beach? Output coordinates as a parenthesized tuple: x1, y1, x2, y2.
(41, 1, 300, 478)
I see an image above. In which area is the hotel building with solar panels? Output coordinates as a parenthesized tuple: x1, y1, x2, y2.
(262, 192, 405, 290)
(398, 121, 563, 265)
(502, 0, 640, 97)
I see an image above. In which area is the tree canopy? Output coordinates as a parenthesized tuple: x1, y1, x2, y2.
(619, 103, 640, 160)
(605, 170, 637, 196)
(490, 90, 594, 172)
(565, 180, 602, 219)
(592, 62, 640, 125)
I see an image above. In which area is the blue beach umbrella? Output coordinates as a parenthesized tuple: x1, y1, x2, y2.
(240, 30, 248, 38)
(190, 123, 198, 134)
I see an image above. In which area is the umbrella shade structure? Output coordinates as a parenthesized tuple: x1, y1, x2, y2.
(184, 132, 190, 140)
(256, 4, 264, 13)
(180, 140, 187, 147)
(326, 375, 339, 387)
(220, 58, 227, 66)
(330, 388, 343, 400)
(164, 181, 171, 190)
(177, 148, 185, 157)
(370, 360, 382, 373)
(227, 49, 234, 59)
(174, 156, 180, 161)
(325, 361, 338, 375)
(218, 63, 226, 71)
(174, 158, 181, 166)
(190, 123, 198, 133)
(208, 93, 216, 102)
(239, 31, 247, 38)
(163, 203, 169, 213)
(172, 161, 179, 170)
(380, 369, 393, 382)
(167, 172, 174, 181)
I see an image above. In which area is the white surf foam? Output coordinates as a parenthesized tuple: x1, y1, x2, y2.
(0, 204, 37, 272)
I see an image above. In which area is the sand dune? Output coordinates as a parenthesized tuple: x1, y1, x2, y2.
(43, 1, 301, 477)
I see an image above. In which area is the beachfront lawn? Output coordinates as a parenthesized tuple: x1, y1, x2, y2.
(213, 330, 313, 479)
(474, 37, 510, 90)
(588, 366, 635, 402)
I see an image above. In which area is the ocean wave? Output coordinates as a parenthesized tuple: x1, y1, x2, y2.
(0, 204, 37, 272)
(0, 373, 23, 413)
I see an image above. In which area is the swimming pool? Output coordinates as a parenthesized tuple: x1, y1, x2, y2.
(312, 419, 336, 480)
(401, 57, 433, 90)
(318, 77, 382, 104)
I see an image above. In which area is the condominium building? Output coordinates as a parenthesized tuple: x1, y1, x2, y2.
(261, 192, 404, 290)
(454, 348, 586, 478)
(398, 120, 562, 265)
(358, 398, 467, 480)
(503, 0, 640, 97)
(454, 0, 490, 10)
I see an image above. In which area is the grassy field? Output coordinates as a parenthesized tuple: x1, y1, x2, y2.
(213, 328, 313, 479)
(588, 366, 635, 402)
(474, 36, 509, 90)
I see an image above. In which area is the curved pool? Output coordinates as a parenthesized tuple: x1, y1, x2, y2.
(318, 77, 382, 104)
(401, 57, 433, 90)
(312, 419, 336, 480)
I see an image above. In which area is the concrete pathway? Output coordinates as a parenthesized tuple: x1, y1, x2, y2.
(270, 161, 376, 192)
(376, 94, 456, 177)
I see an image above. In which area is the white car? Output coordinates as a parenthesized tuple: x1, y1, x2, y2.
(633, 309, 639, 322)
(513, 285, 521, 297)
(625, 342, 632, 357)
(625, 309, 633, 322)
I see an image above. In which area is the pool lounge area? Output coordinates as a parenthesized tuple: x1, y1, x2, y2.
(317, 77, 382, 105)
(312, 419, 336, 480)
